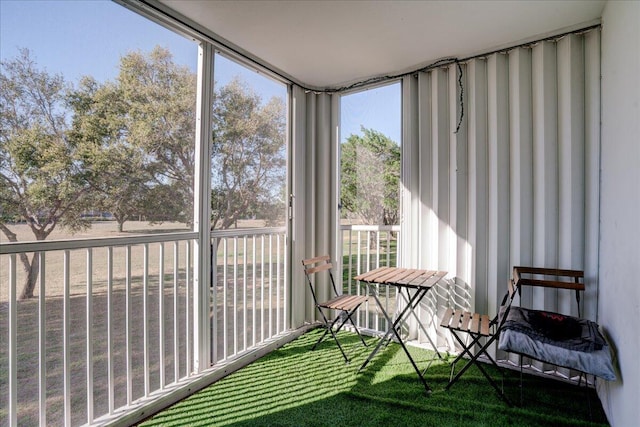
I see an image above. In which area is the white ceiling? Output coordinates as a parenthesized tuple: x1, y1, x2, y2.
(158, 0, 606, 90)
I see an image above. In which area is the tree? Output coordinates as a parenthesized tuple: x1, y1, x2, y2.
(210, 78, 286, 230)
(119, 47, 197, 226)
(0, 49, 92, 299)
(68, 77, 150, 231)
(68, 47, 197, 230)
(340, 127, 400, 225)
(1, 47, 286, 298)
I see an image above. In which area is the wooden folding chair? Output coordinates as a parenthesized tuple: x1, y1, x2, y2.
(499, 266, 612, 413)
(302, 255, 368, 363)
(439, 281, 518, 405)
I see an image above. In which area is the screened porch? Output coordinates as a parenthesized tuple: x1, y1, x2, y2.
(1, 1, 638, 426)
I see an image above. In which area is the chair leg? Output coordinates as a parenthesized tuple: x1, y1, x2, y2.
(343, 309, 368, 347)
(312, 307, 367, 363)
(328, 325, 351, 363)
(447, 331, 512, 406)
(519, 354, 524, 406)
(580, 373, 593, 420)
(312, 314, 351, 362)
(446, 332, 485, 386)
(311, 327, 331, 351)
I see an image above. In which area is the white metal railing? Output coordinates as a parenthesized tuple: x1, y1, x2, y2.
(1, 226, 288, 427)
(340, 224, 452, 351)
(209, 227, 288, 363)
(1, 232, 197, 426)
(340, 224, 400, 335)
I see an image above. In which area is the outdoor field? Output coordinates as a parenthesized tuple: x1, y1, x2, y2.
(0, 220, 272, 302)
(0, 220, 286, 426)
(0, 219, 392, 425)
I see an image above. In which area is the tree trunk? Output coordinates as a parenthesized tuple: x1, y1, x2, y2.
(368, 231, 378, 250)
(0, 223, 41, 299)
(19, 252, 40, 299)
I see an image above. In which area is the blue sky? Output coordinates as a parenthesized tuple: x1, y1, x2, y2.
(341, 83, 401, 144)
(0, 0, 197, 83)
(1, 0, 400, 144)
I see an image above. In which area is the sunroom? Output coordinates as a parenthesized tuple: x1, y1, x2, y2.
(1, 0, 638, 426)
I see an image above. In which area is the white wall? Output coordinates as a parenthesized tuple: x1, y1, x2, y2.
(598, 0, 640, 425)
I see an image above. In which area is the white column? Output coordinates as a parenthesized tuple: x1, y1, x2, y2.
(193, 42, 213, 372)
(290, 85, 308, 328)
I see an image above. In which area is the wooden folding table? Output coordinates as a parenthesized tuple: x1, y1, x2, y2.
(354, 267, 447, 393)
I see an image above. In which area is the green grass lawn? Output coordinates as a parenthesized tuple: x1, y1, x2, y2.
(140, 330, 608, 427)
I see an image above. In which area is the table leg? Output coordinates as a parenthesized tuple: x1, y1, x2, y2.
(358, 287, 395, 371)
(398, 288, 443, 359)
(391, 289, 432, 393)
(360, 285, 432, 393)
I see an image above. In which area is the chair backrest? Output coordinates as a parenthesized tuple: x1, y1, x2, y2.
(302, 255, 340, 305)
(511, 266, 585, 317)
(494, 278, 520, 331)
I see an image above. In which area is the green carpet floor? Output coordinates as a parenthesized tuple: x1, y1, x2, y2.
(139, 329, 609, 427)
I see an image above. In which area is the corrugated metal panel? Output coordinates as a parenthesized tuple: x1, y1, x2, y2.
(403, 30, 601, 362)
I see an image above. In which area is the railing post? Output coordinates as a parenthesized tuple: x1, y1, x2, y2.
(1, 233, 198, 426)
(8, 255, 17, 427)
(193, 42, 214, 372)
(339, 224, 401, 335)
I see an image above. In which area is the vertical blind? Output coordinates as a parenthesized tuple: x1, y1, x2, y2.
(290, 27, 601, 370)
(402, 29, 601, 361)
(290, 88, 339, 325)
